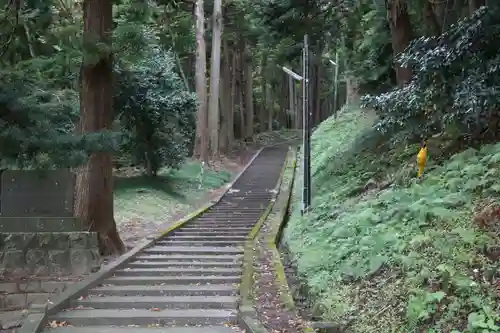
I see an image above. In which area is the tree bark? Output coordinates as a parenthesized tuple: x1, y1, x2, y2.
(237, 51, 245, 139)
(268, 84, 274, 131)
(313, 61, 322, 125)
(208, 0, 222, 157)
(424, 0, 441, 36)
(193, 0, 208, 162)
(469, 0, 485, 14)
(219, 41, 231, 154)
(288, 75, 295, 129)
(386, 0, 414, 86)
(243, 43, 254, 139)
(260, 56, 267, 132)
(75, 0, 124, 256)
(228, 47, 235, 143)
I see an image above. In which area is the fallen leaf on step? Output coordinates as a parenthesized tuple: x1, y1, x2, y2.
(48, 321, 68, 328)
(151, 307, 161, 311)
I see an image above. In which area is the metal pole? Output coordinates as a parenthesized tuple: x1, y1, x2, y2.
(301, 34, 311, 215)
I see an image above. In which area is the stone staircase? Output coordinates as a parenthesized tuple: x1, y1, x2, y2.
(41, 146, 288, 333)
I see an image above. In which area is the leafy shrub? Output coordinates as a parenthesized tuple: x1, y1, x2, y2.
(362, 5, 500, 145)
(114, 48, 196, 176)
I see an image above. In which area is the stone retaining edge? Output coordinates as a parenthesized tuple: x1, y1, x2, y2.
(18, 147, 265, 333)
(266, 147, 316, 333)
(237, 146, 295, 333)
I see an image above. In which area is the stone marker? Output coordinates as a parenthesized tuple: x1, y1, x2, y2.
(0, 169, 74, 217)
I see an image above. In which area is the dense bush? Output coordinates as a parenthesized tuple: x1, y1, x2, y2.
(362, 5, 500, 144)
(114, 48, 197, 175)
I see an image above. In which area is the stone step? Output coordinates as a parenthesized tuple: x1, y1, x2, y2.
(205, 209, 264, 213)
(103, 276, 241, 285)
(185, 222, 255, 227)
(126, 261, 240, 269)
(51, 308, 237, 326)
(155, 240, 243, 247)
(114, 267, 240, 276)
(166, 236, 247, 241)
(143, 246, 243, 255)
(90, 284, 236, 297)
(179, 227, 251, 231)
(182, 226, 253, 231)
(72, 295, 238, 309)
(133, 254, 242, 262)
(173, 231, 249, 237)
(201, 214, 263, 218)
(46, 326, 236, 333)
(194, 218, 259, 222)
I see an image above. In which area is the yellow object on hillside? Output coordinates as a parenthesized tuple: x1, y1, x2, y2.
(417, 141, 427, 178)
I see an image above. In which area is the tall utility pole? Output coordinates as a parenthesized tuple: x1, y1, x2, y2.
(279, 34, 311, 215)
(302, 34, 311, 214)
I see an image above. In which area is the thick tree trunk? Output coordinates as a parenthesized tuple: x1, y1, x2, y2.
(243, 43, 254, 139)
(424, 0, 441, 36)
(237, 51, 245, 139)
(193, 0, 208, 162)
(219, 41, 231, 154)
(386, 0, 414, 86)
(228, 48, 235, 143)
(76, 0, 124, 256)
(260, 57, 267, 132)
(208, 0, 222, 157)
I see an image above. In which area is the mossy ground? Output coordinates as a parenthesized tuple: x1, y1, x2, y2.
(284, 105, 500, 333)
(114, 161, 231, 243)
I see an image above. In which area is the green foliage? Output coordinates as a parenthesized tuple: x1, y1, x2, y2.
(114, 47, 196, 175)
(0, 0, 196, 171)
(285, 108, 500, 332)
(363, 5, 500, 144)
(114, 161, 231, 224)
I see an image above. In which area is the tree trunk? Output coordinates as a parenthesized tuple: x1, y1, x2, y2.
(469, 0, 485, 14)
(288, 75, 295, 129)
(243, 43, 254, 139)
(260, 56, 267, 132)
(295, 81, 302, 128)
(228, 48, 235, 144)
(75, 0, 124, 256)
(313, 61, 322, 125)
(345, 75, 360, 106)
(193, 0, 208, 162)
(219, 41, 231, 154)
(280, 75, 287, 128)
(207, 0, 222, 157)
(423, 0, 441, 36)
(386, 0, 414, 86)
(268, 84, 273, 131)
(237, 51, 245, 139)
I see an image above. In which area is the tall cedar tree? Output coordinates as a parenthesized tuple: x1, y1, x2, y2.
(75, 0, 125, 255)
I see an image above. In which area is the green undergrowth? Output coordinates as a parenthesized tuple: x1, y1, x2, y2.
(114, 161, 231, 224)
(284, 105, 500, 333)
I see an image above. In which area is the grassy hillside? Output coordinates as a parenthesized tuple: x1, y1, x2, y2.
(284, 106, 500, 333)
